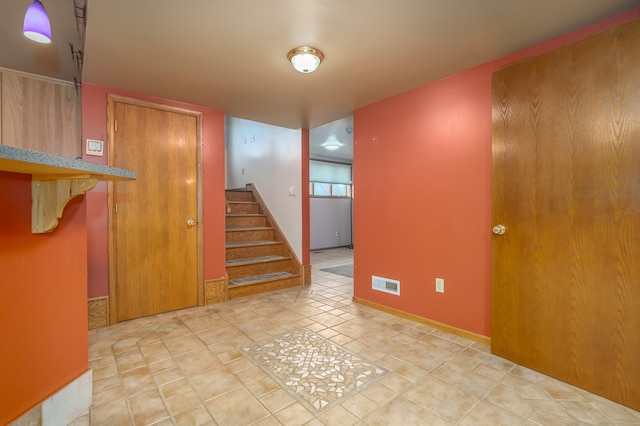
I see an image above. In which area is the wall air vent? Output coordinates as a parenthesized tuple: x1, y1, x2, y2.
(372, 275, 400, 296)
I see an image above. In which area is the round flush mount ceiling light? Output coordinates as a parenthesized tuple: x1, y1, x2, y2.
(287, 46, 324, 73)
(322, 136, 343, 151)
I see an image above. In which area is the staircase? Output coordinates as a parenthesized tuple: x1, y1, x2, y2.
(225, 184, 302, 299)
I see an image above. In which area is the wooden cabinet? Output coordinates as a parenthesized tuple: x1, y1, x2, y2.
(1, 70, 81, 158)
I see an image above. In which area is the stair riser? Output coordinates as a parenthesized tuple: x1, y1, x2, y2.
(228, 203, 261, 214)
(226, 244, 284, 260)
(227, 259, 297, 279)
(226, 216, 268, 228)
(228, 276, 301, 300)
(226, 229, 275, 243)
(226, 191, 254, 202)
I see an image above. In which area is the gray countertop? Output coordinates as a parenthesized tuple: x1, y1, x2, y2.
(0, 145, 135, 180)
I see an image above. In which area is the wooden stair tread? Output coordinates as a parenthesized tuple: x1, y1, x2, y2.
(227, 200, 259, 204)
(229, 272, 298, 287)
(226, 255, 288, 266)
(225, 240, 281, 247)
(226, 214, 266, 217)
(226, 226, 274, 231)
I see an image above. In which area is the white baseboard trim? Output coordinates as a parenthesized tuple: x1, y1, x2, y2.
(43, 369, 92, 425)
(11, 369, 93, 426)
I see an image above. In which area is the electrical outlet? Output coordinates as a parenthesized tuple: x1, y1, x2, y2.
(435, 278, 444, 293)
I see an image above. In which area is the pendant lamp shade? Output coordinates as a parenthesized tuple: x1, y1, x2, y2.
(23, 0, 52, 44)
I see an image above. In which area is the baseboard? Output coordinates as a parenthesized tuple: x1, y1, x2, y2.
(88, 296, 108, 330)
(352, 296, 490, 346)
(302, 264, 312, 285)
(10, 370, 92, 426)
(205, 276, 227, 304)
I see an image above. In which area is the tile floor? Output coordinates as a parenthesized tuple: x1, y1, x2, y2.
(74, 248, 640, 425)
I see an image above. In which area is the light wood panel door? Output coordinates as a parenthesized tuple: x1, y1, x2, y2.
(111, 101, 198, 321)
(491, 20, 640, 410)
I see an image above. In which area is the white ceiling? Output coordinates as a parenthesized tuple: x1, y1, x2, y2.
(1, 0, 638, 162)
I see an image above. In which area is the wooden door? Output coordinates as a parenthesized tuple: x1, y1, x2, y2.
(111, 100, 199, 321)
(491, 20, 640, 410)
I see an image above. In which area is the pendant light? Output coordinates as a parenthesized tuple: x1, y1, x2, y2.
(23, 0, 52, 44)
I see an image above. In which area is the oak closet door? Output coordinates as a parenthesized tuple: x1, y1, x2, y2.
(491, 19, 640, 410)
(112, 101, 198, 321)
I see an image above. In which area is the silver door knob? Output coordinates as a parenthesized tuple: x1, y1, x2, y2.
(492, 224, 506, 235)
(187, 218, 196, 227)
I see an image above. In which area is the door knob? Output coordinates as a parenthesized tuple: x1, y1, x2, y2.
(187, 218, 196, 227)
(492, 224, 506, 235)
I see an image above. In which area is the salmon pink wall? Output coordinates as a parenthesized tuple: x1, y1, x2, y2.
(82, 83, 226, 298)
(0, 172, 88, 424)
(353, 10, 640, 337)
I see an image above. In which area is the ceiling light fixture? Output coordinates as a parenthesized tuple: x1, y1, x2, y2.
(287, 46, 324, 73)
(322, 136, 343, 151)
(23, 0, 52, 44)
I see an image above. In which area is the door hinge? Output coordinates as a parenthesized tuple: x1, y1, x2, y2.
(114, 120, 118, 132)
(116, 283, 119, 296)
(115, 202, 118, 214)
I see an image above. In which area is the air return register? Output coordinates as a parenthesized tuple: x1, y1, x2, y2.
(372, 275, 400, 296)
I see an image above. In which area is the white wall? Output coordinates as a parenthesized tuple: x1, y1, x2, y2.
(310, 198, 352, 249)
(226, 117, 303, 260)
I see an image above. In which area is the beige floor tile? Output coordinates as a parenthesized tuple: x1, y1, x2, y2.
(83, 248, 640, 426)
(459, 400, 528, 425)
(236, 364, 267, 385)
(120, 365, 157, 396)
(174, 348, 222, 376)
(93, 375, 123, 396)
(273, 402, 314, 426)
(190, 369, 242, 401)
(153, 367, 184, 387)
(316, 404, 359, 426)
(164, 389, 204, 416)
(90, 398, 130, 425)
(128, 389, 170, 425)
(360, 382, 397, 405)
(260, 388, 297, 413)
(172, 405, 214, 426)
(252, 416, 283, 426)
(163, 333, 207, 357)
(159, 377, 192, 399)
(114, 349, 146, 373)
(590, 400, 640, 423)
(147, 357, 178, 375)
(364, 396, 448, 426)
(559, 401, 610, 424)
(341, 393, 378, 419)
(484, 383, 535, 419)
(93, 385, 125, 409)
(247, 376, 282, 398)
(205, 387, 270, 425)
(403, 375, 480, 423)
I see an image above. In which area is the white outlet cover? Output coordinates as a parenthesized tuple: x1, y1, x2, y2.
(435, 278, 444, 293)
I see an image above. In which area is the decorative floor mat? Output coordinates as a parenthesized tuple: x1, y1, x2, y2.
(241, 328, 387, 413)
(319, 263, 354, 278)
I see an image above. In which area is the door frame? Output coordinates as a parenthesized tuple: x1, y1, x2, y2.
(106, 94, 204, 324)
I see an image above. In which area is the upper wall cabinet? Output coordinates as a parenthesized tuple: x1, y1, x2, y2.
(0, 70, 81, 159)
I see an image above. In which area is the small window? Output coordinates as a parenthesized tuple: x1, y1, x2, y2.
(310, 182, 352, 198)
(313, 182, 331, 196)
(331, 184, 349, 197)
